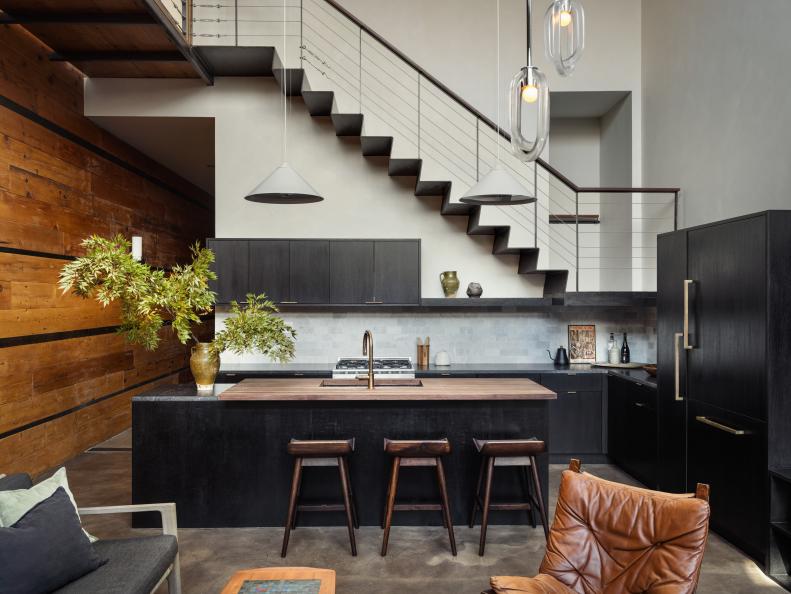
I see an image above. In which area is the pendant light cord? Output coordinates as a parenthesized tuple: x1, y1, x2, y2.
(496, 0, 501, 165)
(282, 0, 287, 163)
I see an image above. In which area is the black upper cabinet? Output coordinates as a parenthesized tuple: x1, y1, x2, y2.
(208, 238, 420, 305)
(290, 240, 330, 304)
(207, 239, 249, 304)
(374, 240, 421, 305)
(249, 240, 290, 303)
(330, 241, 375, 304)
(687, 217, 767, 420)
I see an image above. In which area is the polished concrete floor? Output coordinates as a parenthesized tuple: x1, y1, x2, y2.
(61, 430, 784, 593)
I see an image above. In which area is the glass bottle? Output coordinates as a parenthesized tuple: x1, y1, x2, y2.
(607, 333, 619, 364)
(620, 332, 631, 364)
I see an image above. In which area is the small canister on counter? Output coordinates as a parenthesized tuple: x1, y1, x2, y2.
(417, 337, 430, 368)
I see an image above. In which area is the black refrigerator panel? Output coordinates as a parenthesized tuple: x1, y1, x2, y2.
(686, 399, 767, 563)
(656, 230, 688, 493)
(687, 215, 767, 421)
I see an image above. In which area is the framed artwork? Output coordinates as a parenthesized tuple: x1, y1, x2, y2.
(568, 324, 596, 363)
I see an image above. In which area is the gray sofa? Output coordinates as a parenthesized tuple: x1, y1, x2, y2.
(0, 473, 181, 594)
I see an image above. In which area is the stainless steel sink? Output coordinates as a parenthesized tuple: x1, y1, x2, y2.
(320, 379, 423, 388)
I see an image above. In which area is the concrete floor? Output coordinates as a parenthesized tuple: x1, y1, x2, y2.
(62, 431, 784, 593)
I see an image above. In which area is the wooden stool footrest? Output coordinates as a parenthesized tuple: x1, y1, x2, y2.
(296, 503, 346, 513)
(392, 503, 443, 511)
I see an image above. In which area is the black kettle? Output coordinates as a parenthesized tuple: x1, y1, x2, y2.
(547, 346, 570, 367)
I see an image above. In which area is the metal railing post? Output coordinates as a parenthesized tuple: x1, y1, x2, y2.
(300, 0, 303, 60)
(234, 0, 238, 46)
(575, 191, 580, 291)
(475, 118, 479, 181)
(533, 165, 538, 248)
(417, 73, 421, 157)
(358, 29, 362, 111)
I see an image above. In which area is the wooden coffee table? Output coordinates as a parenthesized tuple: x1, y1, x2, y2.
(221, 567, 336, 594)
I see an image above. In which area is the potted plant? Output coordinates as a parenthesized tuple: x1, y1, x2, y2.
(59, 235, 296, 391)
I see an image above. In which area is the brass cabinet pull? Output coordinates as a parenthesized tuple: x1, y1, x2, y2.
(695, 416, 748, 435)
(280, 301, 298, 304)
(566, 391, 577, 394)
(674, 332, 684, 401)
(683, 280, 695, 350)
(365, 301, 384, 304)
(634, 402, 647, 408)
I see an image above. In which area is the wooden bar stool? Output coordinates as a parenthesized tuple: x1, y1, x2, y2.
(381, 438, 457, 557)
(468, 438, 549, 556)
(281, 438, 358, 557)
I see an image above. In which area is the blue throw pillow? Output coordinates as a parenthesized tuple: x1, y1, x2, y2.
(0, 487, 106, 594)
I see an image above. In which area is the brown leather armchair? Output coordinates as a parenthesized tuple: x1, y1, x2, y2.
(486, 460, 711, 594)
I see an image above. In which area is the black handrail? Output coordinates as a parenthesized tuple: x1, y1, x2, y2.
(321, 0, 679, 198)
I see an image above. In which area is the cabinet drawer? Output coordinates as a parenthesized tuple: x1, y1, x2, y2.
(687, 400, 767, 562)
(540, 373, 602, 392)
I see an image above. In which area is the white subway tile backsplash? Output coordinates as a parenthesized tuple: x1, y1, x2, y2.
(216, 308, 656, 366)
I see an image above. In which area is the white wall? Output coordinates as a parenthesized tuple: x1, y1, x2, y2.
(642, 0, 791, 227)
(335, 0, 644, 186)
(84, 77, 545, 297)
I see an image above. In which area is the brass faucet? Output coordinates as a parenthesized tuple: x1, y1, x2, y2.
(362, 329, 374, 389)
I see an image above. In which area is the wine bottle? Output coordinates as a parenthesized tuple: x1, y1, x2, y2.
(620, 332, 630, 364)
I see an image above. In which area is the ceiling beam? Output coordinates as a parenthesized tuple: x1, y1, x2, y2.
(49, 51, 186, 62)
(0, 12, 156, 25)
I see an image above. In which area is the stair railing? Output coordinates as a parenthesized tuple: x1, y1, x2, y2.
(189, 0, 680, 292)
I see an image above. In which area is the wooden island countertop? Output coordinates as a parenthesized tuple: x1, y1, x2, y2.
(219, 377, 557, 401)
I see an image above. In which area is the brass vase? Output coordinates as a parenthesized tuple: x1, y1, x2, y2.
(439, 271, 460, 298)
(190, 342, 220, 392)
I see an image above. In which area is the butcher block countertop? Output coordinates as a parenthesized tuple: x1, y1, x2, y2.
(218, 377, 557, 401)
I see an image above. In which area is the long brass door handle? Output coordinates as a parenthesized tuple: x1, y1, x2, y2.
(695, 416, 748, 435)
(683, 280, 695, 350)
(674, 332, 683, 401)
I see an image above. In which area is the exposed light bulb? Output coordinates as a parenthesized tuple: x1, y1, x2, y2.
(521, 84, 539, 103)
(559, 10, 572, 27)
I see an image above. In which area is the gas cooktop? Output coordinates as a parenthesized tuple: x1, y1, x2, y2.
(333, 357, 415, 378)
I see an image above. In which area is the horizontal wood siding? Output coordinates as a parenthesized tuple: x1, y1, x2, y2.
(0, 25, 214, 475)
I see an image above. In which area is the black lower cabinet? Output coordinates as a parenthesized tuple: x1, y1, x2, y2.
(543, 374, 604, 461)
(686, 399, 767, 563)
(607, 375, 658, 488)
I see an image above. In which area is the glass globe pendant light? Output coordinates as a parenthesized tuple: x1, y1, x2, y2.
(509, 0, 550, 163)
(461, 0, 534, 205)
(244, 0, 323, 204)
(544, 0, 585, 76)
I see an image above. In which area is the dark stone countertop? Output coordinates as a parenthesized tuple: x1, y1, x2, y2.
(134, 363, 657, 401)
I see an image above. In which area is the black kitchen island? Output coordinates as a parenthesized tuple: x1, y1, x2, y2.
(132, 378, 556, 529)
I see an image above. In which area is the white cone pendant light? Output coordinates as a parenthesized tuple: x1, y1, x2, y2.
(245, 163, 323, 204)
(460, 165, 535, 205)
(510, 0, 550, 163)
(244, 0, 323, 204)
(545, 0, 585, 76)
(461, 0, 534, 206)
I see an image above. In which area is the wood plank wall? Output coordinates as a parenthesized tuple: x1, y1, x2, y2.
(0, 25, 214, 476)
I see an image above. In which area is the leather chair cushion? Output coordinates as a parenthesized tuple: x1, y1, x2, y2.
(540, 470, 710, 594)
(491, 574, 576, 594)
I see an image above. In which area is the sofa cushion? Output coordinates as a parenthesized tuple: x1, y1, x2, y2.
(0, 473, 32, 491)
(491, 574, 576, 594)
(0, 467, 96, 542)
(54, 535, 178, 594)
(0, 487, 106, 594)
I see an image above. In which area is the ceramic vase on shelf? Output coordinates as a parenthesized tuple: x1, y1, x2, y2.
(190, 342, 220, 392)
(466, 282, 483, 298)
(440, 271, 460, 298)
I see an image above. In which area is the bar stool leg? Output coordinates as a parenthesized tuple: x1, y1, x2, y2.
(520, 466, 536, 528)
(529, 455, 550, 541)
(337, 456, 358, 556)
(281, 457, 303, 557)
(435, 457, 457, 556)
(342, 458, 360, 529)
(469, 457, 485, 528)
(381, 457, 401, 556)
(478, 456, 495, 556)
(291, 467, 303, 529)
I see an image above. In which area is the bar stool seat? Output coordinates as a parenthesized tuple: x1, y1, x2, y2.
(381, 438, 457, 556)
(281, 438, 358, 557)
(469, 438, 549, 556)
